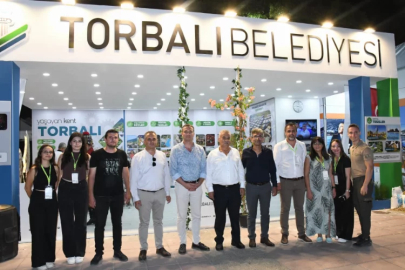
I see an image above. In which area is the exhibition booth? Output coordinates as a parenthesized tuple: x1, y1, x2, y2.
(0, 0, 400, 242)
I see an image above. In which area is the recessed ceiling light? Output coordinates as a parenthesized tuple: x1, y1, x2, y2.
(161, 98, 165, 101)
(128, 103, 132, 105)
(137, 75, 144, 78)
(244, 87, 249, 90)
(44, 107, 48, 109)
(68, 103, 72, 105)
(225, 10, 237, 17)
(58, 91, 64, 94)
(191, 99, 195, 101)
(314, 96, 319, 98)
(134, 84, 140, 88)
(173, 6, 185, 13)
(288, 95, 292, 98)
(20, 91, 25, 94)
(365, 27, 375, 33)
(153, 107, 157, 109)
(132, 92, 137, 95)
(226, 108, 230, 110)
(328, 82, 334, 85)
(277, 15, 290, 22)
(185, 76, 188, 79)
(276, 88, 281, 91)
(167, 92, 171, 95)
(173, 85, 178, 89)
(72, 107, 76, 109)
(91, 74, 97, 77)
(99, 103, 103, 105)
(43, 73, 50, 77)
(95, 92, 101, 95)
(231, 94, 235, 96)
(157, 103, 161, 105)
(322, 21, 333, 28)
(121, 2, 134, 9)
(333, 90, 339, 93)
(64, 98, 69, 100)
(129, 98, 134, 101)
(52, 83, 58, 87)
(306, 89, 311, 92)
(37, 102, 42, 105)
(220, 99, 224, 101)
(200, 93, 205, 96)
(296, 80, 302, 83)
(203, 107, 207, 109)
(29, 97, 34, 100)
(210, 86, 215, 89)
(260, 94, 265, 97)
(94, 84, 100, 87)
(97, 98, 102, 100)
(100, 107, 104, 109)
(127, 107, 131, 109)
(223, 77, 228, 81)
(261, 79, 267, 82)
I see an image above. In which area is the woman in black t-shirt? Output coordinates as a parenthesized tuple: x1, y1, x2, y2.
(25, 144, 59, 270)
(330, 139, 354, 242)
(57, 132, 90, 265)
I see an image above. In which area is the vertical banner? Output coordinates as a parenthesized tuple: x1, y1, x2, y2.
(246, 98, 276, 148)
(365, 116, 402, 163)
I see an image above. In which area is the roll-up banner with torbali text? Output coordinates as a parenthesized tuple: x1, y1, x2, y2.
(365, 116, 402, 163)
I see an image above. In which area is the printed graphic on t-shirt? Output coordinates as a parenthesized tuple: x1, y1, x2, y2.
(105, 159, 120, 175)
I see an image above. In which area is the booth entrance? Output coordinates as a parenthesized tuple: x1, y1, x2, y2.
(0, 0, 399, 243)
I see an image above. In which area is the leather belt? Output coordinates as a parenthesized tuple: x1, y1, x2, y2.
(247, 182, 269, 186)
(213, 183, 239, 188)
(280, 176, 304, 180)
(139, 188, 163, 193)
(184, 180, 199, 184)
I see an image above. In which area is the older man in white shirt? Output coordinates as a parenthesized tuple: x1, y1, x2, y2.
(206, 130, 245, 251)
(130, 131, 172, 261)
(274, 123, 312, 245)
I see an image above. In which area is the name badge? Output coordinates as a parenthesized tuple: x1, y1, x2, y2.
(45, 186, 53, 199)
(72, 173, 79, 184)
(334, 175, 339, 185)
(322, 171, 329, 180)
(295, 156, 300, 166)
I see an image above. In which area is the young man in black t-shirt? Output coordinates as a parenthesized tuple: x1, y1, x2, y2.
(88, 129, 131, 265)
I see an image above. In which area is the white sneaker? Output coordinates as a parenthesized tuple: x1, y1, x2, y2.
(75, 257, 84, 264)
(45, 262, 54, 268)
(338, 238, 347, 243)
(36, 266, 47, 270)
(67, 257, 75, 265)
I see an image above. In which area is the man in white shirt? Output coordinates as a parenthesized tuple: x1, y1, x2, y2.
(206, 130, 246, 251)
(296, 122, 311, 140)
(130, 131, 172, 261)
(54, 142, 66, 163)
(273, 123, 312, 245)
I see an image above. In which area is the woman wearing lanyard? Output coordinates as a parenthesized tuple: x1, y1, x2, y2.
(330, 139, 353, 242)
(57, 132, 90, 265)
(304, 137, 336, 243)
(25, 144, 59, 270)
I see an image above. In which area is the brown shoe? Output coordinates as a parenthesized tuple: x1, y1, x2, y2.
(260, 238, 275, 247)
(281, 234, 288, 245)
(249, 239, 256, 248)
(156, 247, 171, 257)
(138, 250, 147, 261)
(298, 234, 312, 243)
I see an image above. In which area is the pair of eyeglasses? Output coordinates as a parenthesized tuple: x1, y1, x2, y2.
(42, 151, 53, 154)
(313, 142, 323, 146)
(152, 157, 156, 167)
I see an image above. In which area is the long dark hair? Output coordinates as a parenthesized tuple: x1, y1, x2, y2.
(309, 137, 329, 161)
(32, 144, 56, 170)
(330, 139, 349, 172)
(61, 132, 89, 169)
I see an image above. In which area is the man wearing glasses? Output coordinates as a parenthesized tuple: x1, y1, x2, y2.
(242, 128, 277, 248)
(130, 131, 172, 261)
(170, 125, 209, 254)
(206, 130, 246, 251)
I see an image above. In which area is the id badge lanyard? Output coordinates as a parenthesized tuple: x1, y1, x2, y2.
(71, 153, 81, 184)
(41, 165, 53, 199)
(288, 144, 299, 168)
(316, 157, 329, 180)
(333, 157, 340, 185)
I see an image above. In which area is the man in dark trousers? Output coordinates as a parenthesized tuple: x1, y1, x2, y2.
(242, 128, 277, 248)
(348, 124, 374, 247)
(88, 129, 131, 265)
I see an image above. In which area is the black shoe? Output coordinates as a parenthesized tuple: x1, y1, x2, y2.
(215, 243, 223, 251)
(87, 219, 95, 226)
(192, 242, 210, 251)
(156, 247, 171, 257)
(249, 239, 256, 248)
(353, 238, 372, 247)
(114, 251, 128, 262)
(260, 238, 275, 247)
(178, 244, 187, 254)
(298, 234, 312, 243)
(90, 254, 102, 265)
(138, 250, 147, 261)
(231, 242, 245, 249)
(352, 234, 362, 241)
(281, 234, 288, 245)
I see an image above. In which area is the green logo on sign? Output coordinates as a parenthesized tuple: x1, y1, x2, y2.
(151, 121, 171, 127)
(196, 121, 215, 127)
(37, 139, 56, 144)
(217, 121, 234, 126)
(367, 117, 372, 124)
(127, 121, 147, 127)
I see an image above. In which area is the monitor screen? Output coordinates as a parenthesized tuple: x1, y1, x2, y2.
(0, 114, 7, 130)
(285, 119, 317, 140)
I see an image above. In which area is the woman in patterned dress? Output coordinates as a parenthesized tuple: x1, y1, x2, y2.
(304, 137, 336, 243)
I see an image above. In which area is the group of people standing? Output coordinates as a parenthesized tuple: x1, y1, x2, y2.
(25, 122, 374, 270)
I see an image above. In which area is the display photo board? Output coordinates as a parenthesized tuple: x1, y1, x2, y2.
(365, 116, 402, 163)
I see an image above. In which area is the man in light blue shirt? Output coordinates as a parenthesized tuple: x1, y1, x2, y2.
(170, 124, 209, 254)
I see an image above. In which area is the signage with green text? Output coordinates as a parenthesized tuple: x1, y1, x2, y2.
(196, 121, 215, 127)
(127, 121, 148, 127)
(151, 121, 171, 127)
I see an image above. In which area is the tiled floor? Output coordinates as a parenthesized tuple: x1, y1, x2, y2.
(3, 210, 405, 269)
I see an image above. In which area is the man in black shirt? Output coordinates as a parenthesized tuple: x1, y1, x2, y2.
(88, 129, 131, 265)
(242, 128, 277, 248)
